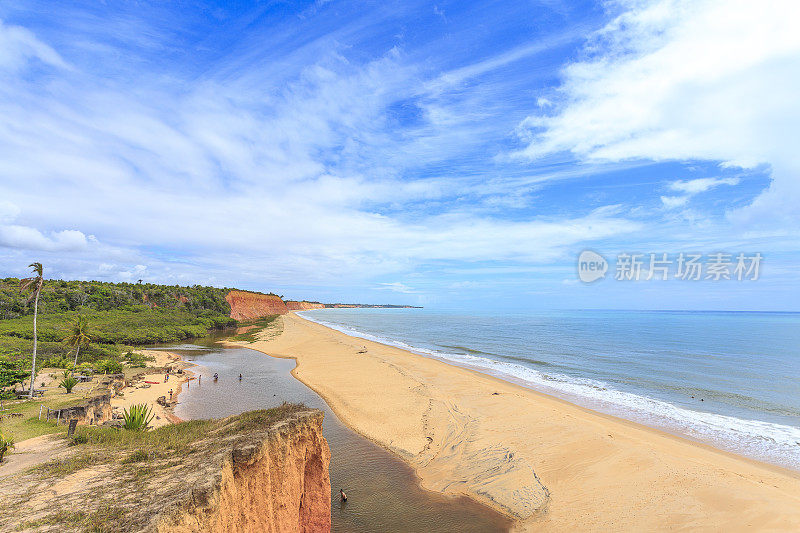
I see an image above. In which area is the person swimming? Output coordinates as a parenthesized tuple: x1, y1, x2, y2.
(340, 488, 347, 502)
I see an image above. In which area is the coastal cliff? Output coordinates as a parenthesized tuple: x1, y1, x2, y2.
(226, 290, 289, 320)
(155, 409, 330, 532)
(285, 301, 326, 311)
(0, 406, 331, 533)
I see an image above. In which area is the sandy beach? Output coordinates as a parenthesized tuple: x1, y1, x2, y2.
(111, 350, 193, 427)
(234, 312, 800, 532)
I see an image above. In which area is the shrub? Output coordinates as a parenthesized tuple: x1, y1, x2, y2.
(0, 356, 30, 388)
(122, 404, 154, 431)
(95, 359, 122, 374)
(122, 449, 151, 463)
(0, 430, 14, 463)
(70, 434, 88, 446)
(122, 351, 154, 368)
(59, 374, 79, 394)
(42, 356, 74, 369)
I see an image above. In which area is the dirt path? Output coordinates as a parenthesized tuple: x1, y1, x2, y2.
(0, 434, 72, 478)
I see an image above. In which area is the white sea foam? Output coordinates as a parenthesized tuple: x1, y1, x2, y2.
(298, 311, 800, 470)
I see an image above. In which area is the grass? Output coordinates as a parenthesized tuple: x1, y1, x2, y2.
(229, 314, 281, 343)
(1, 399, 64, 442)
(6, 404, 310, 533)
(0, 372, 113, 442)
(15, 504, 124, 532)
(36, 452, 107, 477)
(29, 405, 307, 483)
(64, 404, 306, 465)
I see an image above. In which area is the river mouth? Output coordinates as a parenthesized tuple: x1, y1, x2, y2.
(162, 339, 512, 532)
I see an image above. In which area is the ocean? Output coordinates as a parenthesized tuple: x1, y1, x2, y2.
(299, 308, 800, 470)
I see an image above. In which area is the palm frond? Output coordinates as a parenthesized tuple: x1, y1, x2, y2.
(28, 262, 43, 277)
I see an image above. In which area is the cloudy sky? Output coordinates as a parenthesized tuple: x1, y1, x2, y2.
(1, 0, 798, 310)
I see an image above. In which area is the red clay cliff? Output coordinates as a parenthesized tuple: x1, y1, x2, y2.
(226, 290, 289, 320)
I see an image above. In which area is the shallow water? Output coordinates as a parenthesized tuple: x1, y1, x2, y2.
(169, 341, 512, 532)
(300, 308, 800, 471)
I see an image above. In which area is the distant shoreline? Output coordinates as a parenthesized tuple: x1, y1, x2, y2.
(234, 312, 800, 531)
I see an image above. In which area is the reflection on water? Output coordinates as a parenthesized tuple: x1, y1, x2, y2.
(170, 341, 511, 532)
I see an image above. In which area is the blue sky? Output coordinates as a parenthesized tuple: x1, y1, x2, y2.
(0, 0, 798, 311)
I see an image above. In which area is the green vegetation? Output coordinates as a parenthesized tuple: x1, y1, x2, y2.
(94, 359, 122, 374)
(15, 505, 124, 533)
(229, 314, 281, 343)
(121, 351, 154, 368)
(0, 429, 13, 462)
(122, 403, 154, 431)
(0, 391, 97, 442)
(0, 278, 232, 319)
(70, 404, 304, 454)
(58, 371, 78, 393)
(65, 314, 92, 367)
(7, 405, 308, 532)
(0, 308, 236, 348)
(0, 277, 238, 393)
(31, 406, 306, 484)
(0, 356, 30, 398)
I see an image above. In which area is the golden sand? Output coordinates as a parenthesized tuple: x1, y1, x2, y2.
(236, 313, 800, 532)
(111, 350, 191, 427)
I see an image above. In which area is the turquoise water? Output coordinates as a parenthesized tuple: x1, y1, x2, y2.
(300, 309, 800, 470)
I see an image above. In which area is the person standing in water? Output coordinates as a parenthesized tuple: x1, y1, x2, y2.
(239, 373, 242, 381)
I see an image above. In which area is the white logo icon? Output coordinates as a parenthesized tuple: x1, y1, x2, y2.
(578, 250, 608, 283)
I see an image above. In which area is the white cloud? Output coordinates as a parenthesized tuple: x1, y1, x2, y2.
(376, 282, 417, 293)
(661, 176, 740, 208)
(660, 195, 688, 209)
(669, 177, 740, 195)
(0, 199, 91, 252)
(0, 226, 89, 252)
(0, 19, 70, 71)
(0, 14, 648, 289)
(517, 0, 800, 227)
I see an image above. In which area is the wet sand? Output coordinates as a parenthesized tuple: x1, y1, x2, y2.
(237, 313, 800, 532)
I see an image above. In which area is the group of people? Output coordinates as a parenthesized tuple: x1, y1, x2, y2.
(163, 368, 349, 502)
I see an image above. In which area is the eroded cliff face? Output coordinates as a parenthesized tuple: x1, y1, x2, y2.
(226, 290, 289, 320)
(285, 301, 326, 311)
(155, 410, 331, 533)
(47, 392, 112, 426)
(0, 407, 331, 533)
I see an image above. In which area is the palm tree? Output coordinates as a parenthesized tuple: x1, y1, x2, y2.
(19, 262, 43, 399)
(65, 315, 92, 368)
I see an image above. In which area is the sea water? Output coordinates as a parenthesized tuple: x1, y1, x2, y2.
(299, 309, 800, 471)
